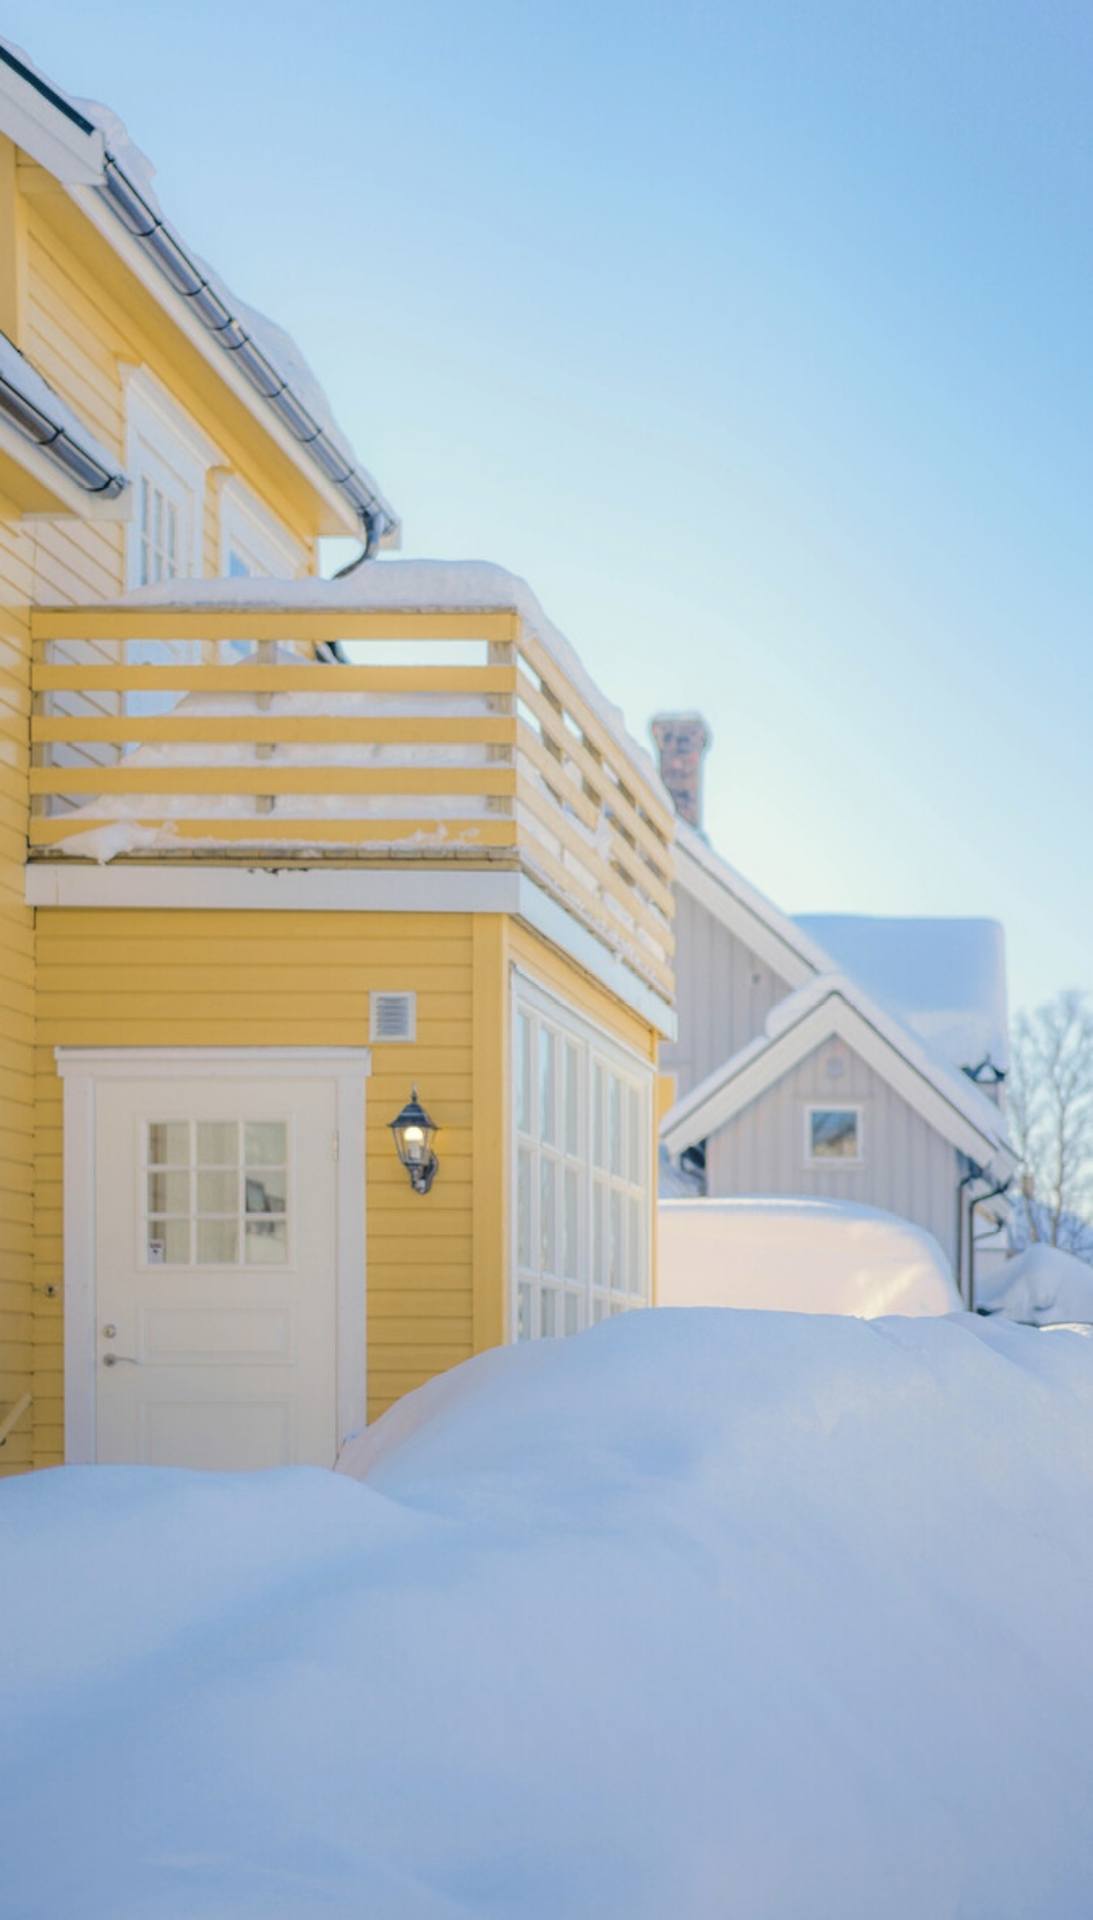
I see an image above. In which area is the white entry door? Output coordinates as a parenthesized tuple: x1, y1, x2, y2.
(94, 1074, 339, 1469)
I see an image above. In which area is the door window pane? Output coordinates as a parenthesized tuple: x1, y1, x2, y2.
(246, 1169, 286, 1216)
(147, 1218, 190, 1264)
(148, 1170, 189, 1214)
(245, 1219, 287, 1264)
(244, 1121, 287, 1167)
(197, 1219, 239, 1264)
(197, 1122, 237, 1165)
(148, 1122, 188, 1166)
(197, 1169, 237, 1214)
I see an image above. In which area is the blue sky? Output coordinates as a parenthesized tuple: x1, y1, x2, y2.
(9, 0, 1091, 1015)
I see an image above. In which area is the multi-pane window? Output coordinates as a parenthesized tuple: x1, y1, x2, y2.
(137, 476, 181, 586)
(514, 983, 651, 1341)
(144, 1120, 289, 1266)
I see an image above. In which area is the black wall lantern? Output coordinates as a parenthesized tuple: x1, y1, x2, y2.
(389, 1088, 439, 1195)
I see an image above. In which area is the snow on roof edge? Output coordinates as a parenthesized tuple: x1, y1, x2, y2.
(0, 36, 397, 537)
(663, 970, 1016, 1165)
(674, 820, 835, 975)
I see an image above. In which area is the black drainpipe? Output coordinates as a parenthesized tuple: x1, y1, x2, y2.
(956, 1163, 980, 1307)
(967, 1177, 1011, 1315)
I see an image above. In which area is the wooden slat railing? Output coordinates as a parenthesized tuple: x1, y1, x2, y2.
(28, 603, 675, 999)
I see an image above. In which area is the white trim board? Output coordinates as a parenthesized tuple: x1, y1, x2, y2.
(28, 865, 677, 1038)
(56, 1045, 370, 1463)
(662, 990, 1014, 1172)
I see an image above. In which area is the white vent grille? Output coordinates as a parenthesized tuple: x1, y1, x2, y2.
(370, 991, 416, 1043)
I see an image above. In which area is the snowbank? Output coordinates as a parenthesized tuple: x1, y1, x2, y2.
(658, 1196, 960, 1315)
(5, 1311, 1093, 1917)
(980, 1241, 1093, 1326)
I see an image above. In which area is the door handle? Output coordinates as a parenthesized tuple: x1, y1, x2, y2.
(102, 1353, 139, 1367)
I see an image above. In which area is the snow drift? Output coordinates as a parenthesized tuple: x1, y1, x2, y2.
(980, 1240, 1093, 1325)
(658, 1195, 960, 1315)
(4, 1309, 1093, 1918)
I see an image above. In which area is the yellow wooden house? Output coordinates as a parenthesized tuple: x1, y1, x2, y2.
(0, 46, 675, 1474)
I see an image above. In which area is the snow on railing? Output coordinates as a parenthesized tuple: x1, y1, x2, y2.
(29, 600, 675, 999)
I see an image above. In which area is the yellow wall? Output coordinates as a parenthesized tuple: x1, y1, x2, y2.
(31, 907, 661, 1461)
(0, 503, 35, 1472)
(0, 133, 341, 1466)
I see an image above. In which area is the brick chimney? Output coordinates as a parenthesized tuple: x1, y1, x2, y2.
(650, 712, 712, 830)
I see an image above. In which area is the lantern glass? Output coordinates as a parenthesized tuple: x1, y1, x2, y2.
(389, 1090, 438, 1192)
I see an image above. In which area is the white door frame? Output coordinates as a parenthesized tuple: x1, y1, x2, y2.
(56, 1047, 371, 1463)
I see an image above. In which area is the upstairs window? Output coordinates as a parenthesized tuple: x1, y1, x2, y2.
(805, 1105, 863, 1166)
(124, 369, 210, 590)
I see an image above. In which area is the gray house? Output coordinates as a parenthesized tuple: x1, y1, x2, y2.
(651, 715, 1015, 1303)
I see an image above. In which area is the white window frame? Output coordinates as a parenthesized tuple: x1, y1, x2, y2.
(511, 970, 654, 1342)
(56, 1046, 370, 1464)
(123, 367, 216, 588)
(804, 1102, 864, 1169)
(219, 473, 306, 578)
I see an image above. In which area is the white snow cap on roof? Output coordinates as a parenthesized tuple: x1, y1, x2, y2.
(106, 560, 668, 801)
(795, 914, 1009, 1073)
(0, 37, 394, 532)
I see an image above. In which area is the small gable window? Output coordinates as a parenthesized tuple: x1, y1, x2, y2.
(806, 1105, 862, 1166)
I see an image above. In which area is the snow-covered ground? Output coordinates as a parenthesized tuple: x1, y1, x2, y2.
(981, 1241, 1093, 1325)
(659, 1195, 959, 1315)
(5, 1309, 1093, 1918)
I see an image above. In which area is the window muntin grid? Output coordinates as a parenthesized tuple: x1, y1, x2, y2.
(143, 1119, 289, 1267)
(514, 992, 651, 1342)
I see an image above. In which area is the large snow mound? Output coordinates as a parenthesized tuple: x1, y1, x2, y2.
(980, 1241, 1093, 1325)
(658, 1195, 960, 1315)
(5, 1310, 1093, 1918)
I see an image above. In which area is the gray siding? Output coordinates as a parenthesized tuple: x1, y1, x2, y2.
(705, 1033, 960, 1267)
(663, 888, 791, 1100)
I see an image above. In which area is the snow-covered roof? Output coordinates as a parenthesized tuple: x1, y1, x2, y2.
(99, 562, 669, 804)
(674, 820, 831, 984)
(0, 38, 397, 540)
(0, 327, 125, 486)
(795, 913, 1010, 1073)
(662, 970, 1016, 1171)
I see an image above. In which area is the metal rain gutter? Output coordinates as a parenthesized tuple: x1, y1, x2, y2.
(97, 155, 393, 550)
(0, 362, 127, 498)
